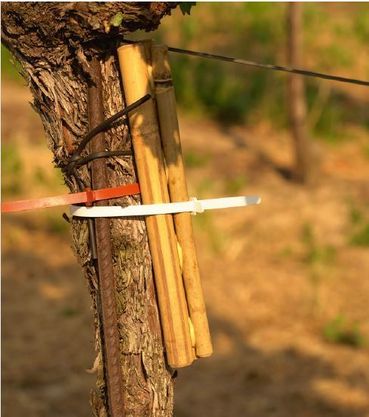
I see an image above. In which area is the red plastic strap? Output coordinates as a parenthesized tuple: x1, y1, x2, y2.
(1, 183, 141, 213)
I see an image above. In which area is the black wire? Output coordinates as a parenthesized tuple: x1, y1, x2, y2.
(167, 46, 369, 87)
(72, 150, 132, 169)
(74, 93, 151, 156)
(120, 39, 368, 87)
(64, 93, 150, 175)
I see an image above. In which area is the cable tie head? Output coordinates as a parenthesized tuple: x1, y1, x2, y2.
(190, 197, 204, 215)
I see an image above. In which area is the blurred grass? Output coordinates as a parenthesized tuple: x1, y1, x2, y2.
(353, 8, 369, 43)
(59, 307, 80, 318)
(1, 143, 24, 196)
(195, 177, 215, 199)
(349, 205, 364, 226)
(350, 223, 369, 247)
(184, 150, 210, 168)
(1, 44, 23, 83)
(45, 213, 70, 236)
(302, 223, 337, 267)
(301, 223, 337, 313)
(193, 211, 226, 254)
(223, 175, 248, 195)
(323, 314, 366, 348)
(348, 201, 369, 247)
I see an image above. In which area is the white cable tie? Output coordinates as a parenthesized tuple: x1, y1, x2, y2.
(70, 195, 261, 218)
(190, 197, 204, 215)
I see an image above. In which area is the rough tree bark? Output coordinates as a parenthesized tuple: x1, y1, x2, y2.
(287, 2, 318, 184)
(2, 3, 179, 416)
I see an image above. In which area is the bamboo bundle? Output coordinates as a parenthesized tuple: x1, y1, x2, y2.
(117, 42, 194, 368)
(151, 44, 213, 358)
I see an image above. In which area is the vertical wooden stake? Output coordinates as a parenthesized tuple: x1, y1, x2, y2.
(152, 44, 213, 358)
(117, 42, 194, 368)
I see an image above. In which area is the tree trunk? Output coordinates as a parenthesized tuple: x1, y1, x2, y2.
(287, 2, 318, 184)
(2, 3, 178, 416)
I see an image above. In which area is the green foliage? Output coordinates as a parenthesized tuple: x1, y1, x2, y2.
(349, 206, 363, 226)
(348, 202, 369, 247)
(323, 315, 365, 348)
(306, 82, 368, 143)
(353, 8, 369, 42)
(184, 150, 210, 168)
(324, 44, 352, 69)
(179, 2, 196, 16)
(60, 307, 79, 318)
(350, 223, 369, 247)
(191, 177, 226, 253)
(1, 45, 23, 83)
(193, 211, 226, 254)
(156, 4, 369, 137)
(302, 223, 336, 266)
(195, 177, 215, 199)
(303, 3, 328, 27)
(314, 99, 346, 143)
(223, 175, 248, 195)
(33, 166, 65, 188)
(45, 213, 70, 236)
(1, 143, 23, 196)
(158, 3, 287, 125)
(279, 246, 293, 258)
(171, 56, 273, 124)
(33, 167, 48, 185)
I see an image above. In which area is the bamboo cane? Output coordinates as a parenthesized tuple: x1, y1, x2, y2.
(152, 44, 213, 358)
(117, 42, 194, 368)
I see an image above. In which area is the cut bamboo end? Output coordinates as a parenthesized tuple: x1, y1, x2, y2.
(152, 44, 213, 358)
(117, 42, 194, 368)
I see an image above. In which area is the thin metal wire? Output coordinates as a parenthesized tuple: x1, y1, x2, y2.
(121, 39, 368, 87)
(64, 93, 150, 175)
(75, 93, 151, 157)
(72, 150, 132, 169)
(167, 46, 369, 87)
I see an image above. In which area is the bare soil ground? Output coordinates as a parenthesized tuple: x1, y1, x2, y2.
(2, 82, 369, 417)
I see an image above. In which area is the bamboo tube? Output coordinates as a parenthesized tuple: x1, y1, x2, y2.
(152, 44, 213, 358)
(117, 42, 194, 368)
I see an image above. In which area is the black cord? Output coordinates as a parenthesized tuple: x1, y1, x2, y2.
(72, 150, 132, 169)
(168, 46, 369, 87)
(64, 93, 150, 176)
(121, 39, 368, 87)
(74, 93, 151, 157)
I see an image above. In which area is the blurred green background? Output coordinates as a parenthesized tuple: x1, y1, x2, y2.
(153, 3, 368, 140)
